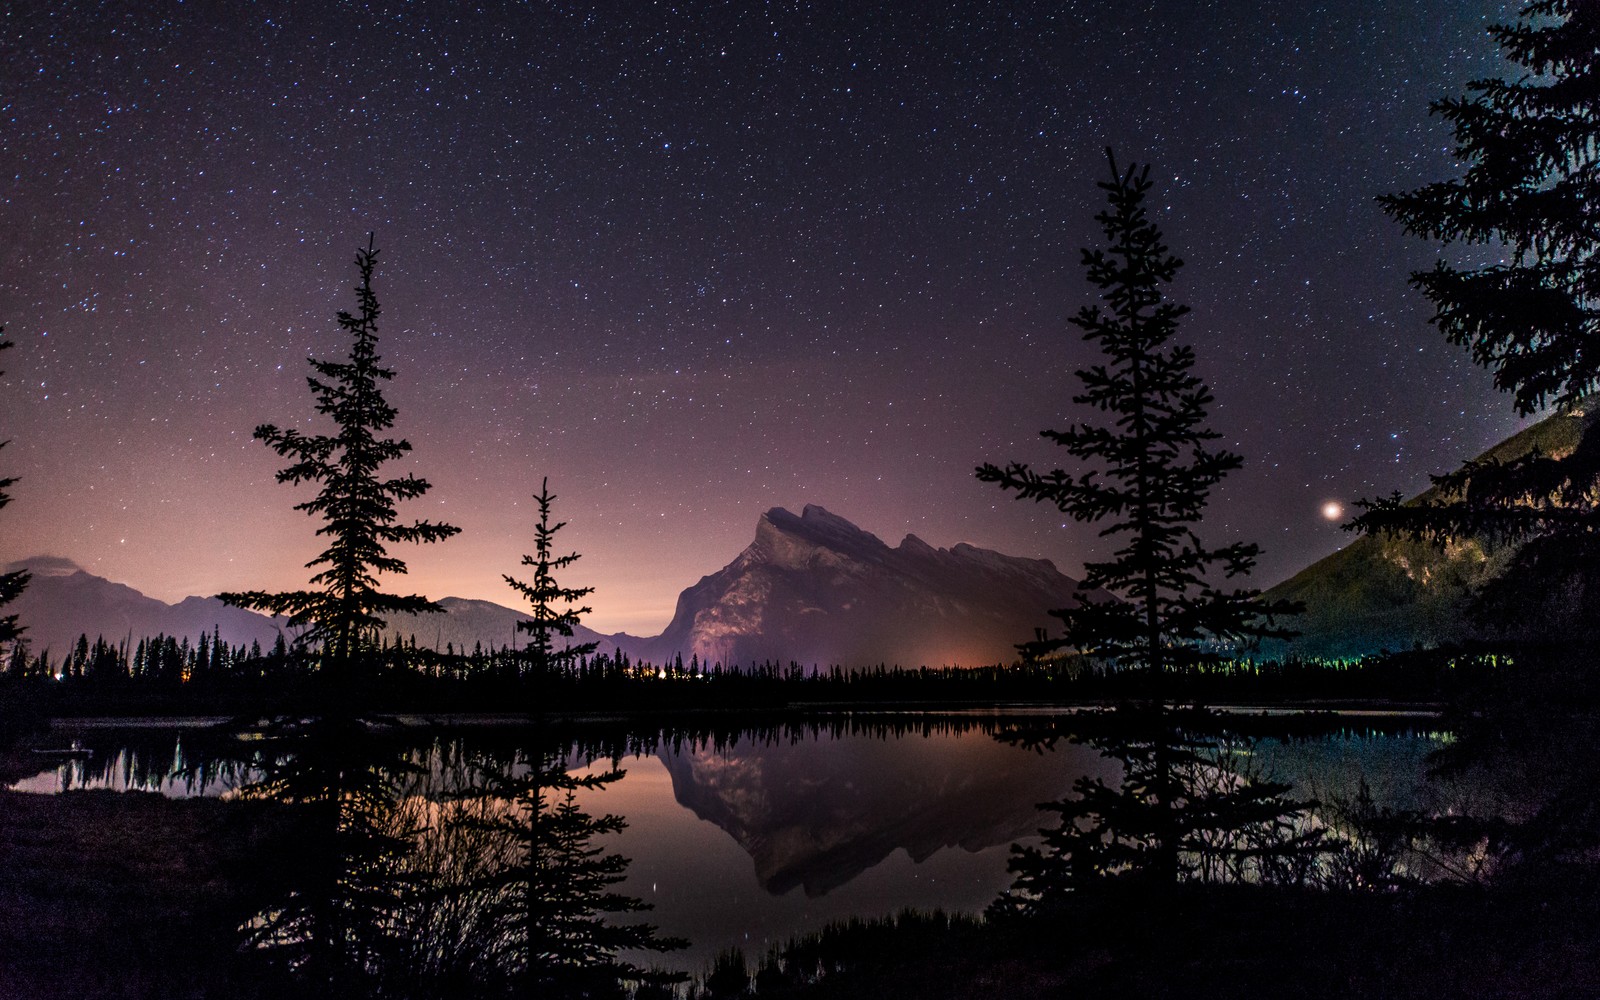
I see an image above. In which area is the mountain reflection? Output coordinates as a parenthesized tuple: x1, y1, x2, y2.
(657, 728, 1114, 897)
(6, 714, 1447, 988)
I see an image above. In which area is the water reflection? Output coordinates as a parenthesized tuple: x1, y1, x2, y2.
(7, 714, 1447, 984)
(233, 718, 418, 995)
(657, 728, 1112, 896)
(454, 738, 685, 996)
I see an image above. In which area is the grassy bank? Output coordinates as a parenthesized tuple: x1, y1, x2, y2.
(0, 787, 297, 1000)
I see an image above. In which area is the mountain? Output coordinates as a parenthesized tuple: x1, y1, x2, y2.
(4, 557, 290, 656)
(658, 728, 1113, 896)
(632, 504, 1096, 668)
(1261, 408, 1591, 659)
(380, 597, 619, 658)
(3, 559, 614, 660)
(5, 506, 1092, 669)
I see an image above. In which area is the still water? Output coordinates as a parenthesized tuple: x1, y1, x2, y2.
(10, 712, 1446, 975)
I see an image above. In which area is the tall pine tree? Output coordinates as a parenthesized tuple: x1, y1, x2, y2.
(978, 150, 1301, 890)
(221, 238, 459, 686)
(0, 329, 28, 650)
(504, 478, 597, 684)
(977, 150, 1297, 674)
(1355, 0, 1600, 636)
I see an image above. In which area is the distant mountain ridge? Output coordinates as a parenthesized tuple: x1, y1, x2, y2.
(5, 558, 292, 656)
(3, 558, 619, 660)
(379, 597, 620, 659)
(3, 506, 1095, 668)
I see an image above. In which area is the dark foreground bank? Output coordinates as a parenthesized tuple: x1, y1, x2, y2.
(0, 788, 301, 1000)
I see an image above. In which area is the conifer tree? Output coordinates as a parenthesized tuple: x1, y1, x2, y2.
(1355, 0, 1600, 879)
(0, 329, 29, 648)
(504, 478, 597, 682)
(221, 238, 459, 682)
(1355, 0, 1600, 634)
(977, 150, 1297, 673)
(978, 150, 1301, 890)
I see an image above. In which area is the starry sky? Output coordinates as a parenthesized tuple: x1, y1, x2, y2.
(0, 1, 1526, 635)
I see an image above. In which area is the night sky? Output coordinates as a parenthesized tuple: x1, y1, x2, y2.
(1, 1, 1525, 635)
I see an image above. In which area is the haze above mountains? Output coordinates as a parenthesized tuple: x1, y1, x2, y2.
(12, 404, 1576, 669)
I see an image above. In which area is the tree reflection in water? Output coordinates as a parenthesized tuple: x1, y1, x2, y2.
(235, 716, 420, 997)
(138, 710, 1449, 996)
(991, 707, 1326, 917)
(234, 720, 683, 999)
(460, 737, 685, 998)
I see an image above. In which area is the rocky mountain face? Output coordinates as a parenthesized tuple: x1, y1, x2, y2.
(632, 504, 1094, 668)
(1261, 409, 1590, 659)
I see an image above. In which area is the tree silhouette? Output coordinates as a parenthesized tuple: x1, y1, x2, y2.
(0, 329, 28, 649)
(978, 150, 1300, 888)
(1354, 0, 1600, 637)
(977, 151, 1297, 676)
(1354, 0, 1600, 883)
(220, 238, 459, 690)
(505, 478, 597, 684)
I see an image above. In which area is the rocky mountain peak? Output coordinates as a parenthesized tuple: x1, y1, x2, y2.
(646, 504, 1091, 667)
(752, 505, 890, 571)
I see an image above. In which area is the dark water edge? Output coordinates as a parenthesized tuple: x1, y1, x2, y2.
(3, 782, 1597, 1000)
(3, 700, 1587, 998)
(699, 880, 1600, 999)
(0, 709, 1467, 997)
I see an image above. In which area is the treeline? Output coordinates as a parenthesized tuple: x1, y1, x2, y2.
(6, 630, 297, 686)
(0, 626, 1504, 717)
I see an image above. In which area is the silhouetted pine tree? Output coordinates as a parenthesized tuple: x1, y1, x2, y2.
(1355, 0, 1600, 638)
(220, 238, 459, 691)
(977, 151, 1297, 675)
(504, 478, 597, 685)
(0, 329, 29, 649)
(978, 150, 1301, 889)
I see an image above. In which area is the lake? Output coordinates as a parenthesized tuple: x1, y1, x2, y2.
(9, 711, 1450, 976)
